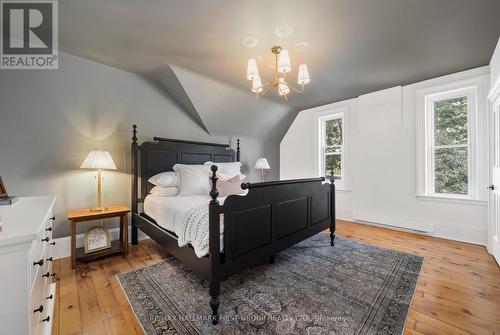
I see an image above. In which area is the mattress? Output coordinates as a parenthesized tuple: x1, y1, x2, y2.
(143, 194, 226, 257)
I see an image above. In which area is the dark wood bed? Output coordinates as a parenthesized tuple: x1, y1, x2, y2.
(130, 125, 336, 325)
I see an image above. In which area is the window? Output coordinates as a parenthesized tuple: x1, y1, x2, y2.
(424, 87, 477, 198)
(320, 114, 344, 182)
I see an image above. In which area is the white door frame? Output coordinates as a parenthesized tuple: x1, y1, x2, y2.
(487, 78, 500, 265)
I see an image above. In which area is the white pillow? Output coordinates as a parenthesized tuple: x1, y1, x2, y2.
(148, 172, 179, 187)
(150, 186, 179, 197)
(173, 164, 211, 196)
(204, 161, 246, 180)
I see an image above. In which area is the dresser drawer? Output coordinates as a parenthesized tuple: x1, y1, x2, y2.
(30, 246, 54, 335)
(30, 216, 54, 286)
(34, 283, 56, 335)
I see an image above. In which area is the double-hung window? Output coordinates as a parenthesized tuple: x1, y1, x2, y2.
(320, 113, 344, 183)
(423, 87, 477, 199)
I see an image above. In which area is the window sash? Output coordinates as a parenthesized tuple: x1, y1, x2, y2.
(425, 88, 475, 198)
(324, 152, 342, 178)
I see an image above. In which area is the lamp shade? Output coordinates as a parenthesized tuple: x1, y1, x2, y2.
(254, 158, 270, 170)
(297, 64, 310, 85)
(252, 75, 263, 93)
(80, 150, 117, 170)
(246, 58, 259, 80)
(277, 49, 291, 73)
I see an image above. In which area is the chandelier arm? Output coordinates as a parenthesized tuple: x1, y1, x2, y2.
(262, 81, 273, 88)
(289, 84, 305, 93)
(260, 84, 273, 98)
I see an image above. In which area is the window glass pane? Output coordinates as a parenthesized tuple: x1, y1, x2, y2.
(434, 147, 468, 195)
(434, 96, 468, 146)
(325, 118, 342, 146)
(325, 154, 341, 180)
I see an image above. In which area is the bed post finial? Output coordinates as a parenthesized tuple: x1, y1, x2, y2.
(209, 165, 219, 204)
(132, 125, 137, 143)
(236, 138, 240, 162)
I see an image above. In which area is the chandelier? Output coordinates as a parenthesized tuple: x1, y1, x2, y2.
(246, 46, 310, 100)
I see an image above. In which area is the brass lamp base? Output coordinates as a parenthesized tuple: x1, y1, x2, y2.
(260, 169, 267, 182)
(91, 169, 108, 212)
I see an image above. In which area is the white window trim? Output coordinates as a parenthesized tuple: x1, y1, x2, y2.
(313, 104, 351, 191)
(416, 75, 489, 203)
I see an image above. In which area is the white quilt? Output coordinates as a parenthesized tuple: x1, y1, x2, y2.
(143, 195, 225, 258)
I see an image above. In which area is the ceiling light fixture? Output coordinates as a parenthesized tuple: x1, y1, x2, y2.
(241, 36, 259, 48)
(246, 45, 310, 101)
(274, 24, 294, 38)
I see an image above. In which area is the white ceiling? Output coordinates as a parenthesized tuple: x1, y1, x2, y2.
(58, 0, 500, 140)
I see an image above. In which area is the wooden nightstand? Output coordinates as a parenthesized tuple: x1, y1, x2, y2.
(68, 205, 130, 269)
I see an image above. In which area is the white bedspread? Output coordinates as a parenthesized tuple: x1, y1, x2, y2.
(143, 195, 225, 258)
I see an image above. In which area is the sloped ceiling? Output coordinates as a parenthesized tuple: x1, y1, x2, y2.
(58, 0, 500, 140)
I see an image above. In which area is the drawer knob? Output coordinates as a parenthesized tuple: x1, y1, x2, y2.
(46, 294, 53, 300)
(41, 237, 50, 242)
(41, 316, 51, 323)
(45, 227, 53, 232)
(33, 259, 44, 266)
(49, 216, 55, 221)
(50, 241, 56, 246)
(46, 257, 53, 262)
(42, 272, 56, 278)
(33, 305, 44, 314)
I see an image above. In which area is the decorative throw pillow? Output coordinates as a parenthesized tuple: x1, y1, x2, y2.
(149, 186, 179, 197)
(210, 175, 245, 197)
(204, 161, 246, 181)
(148, 171, 179, 187)
(173, 164, 211, 196)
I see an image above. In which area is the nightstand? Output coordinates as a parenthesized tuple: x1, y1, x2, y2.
(68, 205, 130, 269)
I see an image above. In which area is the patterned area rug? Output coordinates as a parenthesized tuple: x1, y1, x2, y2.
(118, 234, 423, 335)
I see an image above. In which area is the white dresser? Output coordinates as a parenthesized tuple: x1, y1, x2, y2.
(0, 196, 57, 335)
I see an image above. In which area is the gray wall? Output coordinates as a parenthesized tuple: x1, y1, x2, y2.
(0, 52, 279, 238)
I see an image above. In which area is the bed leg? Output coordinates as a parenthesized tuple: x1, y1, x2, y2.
(330, 181, 336, 247)
(269, 255, 276, 264)
(209, 294, 220, 325)
(131, 222, 138, 245)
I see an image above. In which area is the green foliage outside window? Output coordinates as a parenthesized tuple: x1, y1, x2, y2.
(433, 96, 468, 195)
(324, 118, 342, 180)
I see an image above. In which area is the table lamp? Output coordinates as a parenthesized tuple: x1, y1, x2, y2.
(255, 158, 270, 182)
(80, 150, 117, 211)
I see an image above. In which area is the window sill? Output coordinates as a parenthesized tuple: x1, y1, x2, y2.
(416, 194, 486, 206)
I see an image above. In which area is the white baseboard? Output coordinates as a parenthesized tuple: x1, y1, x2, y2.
(52, 227, 149, 260)
(351, 213, 487, 246)
(353, 210, 434, 233)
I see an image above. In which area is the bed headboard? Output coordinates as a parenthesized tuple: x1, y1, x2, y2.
(131, 125, 240, 209)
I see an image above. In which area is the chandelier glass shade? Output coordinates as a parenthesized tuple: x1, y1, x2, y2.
(246, 45, 310, 100)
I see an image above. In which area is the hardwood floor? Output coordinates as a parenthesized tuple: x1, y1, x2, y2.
(51, 220, 500, 334)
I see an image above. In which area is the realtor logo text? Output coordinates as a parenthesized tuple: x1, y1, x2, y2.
(1, 1, 58, 69)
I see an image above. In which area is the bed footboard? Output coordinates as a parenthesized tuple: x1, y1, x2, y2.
(208, 166, 335, 324)
(223, 176, 334, 277)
